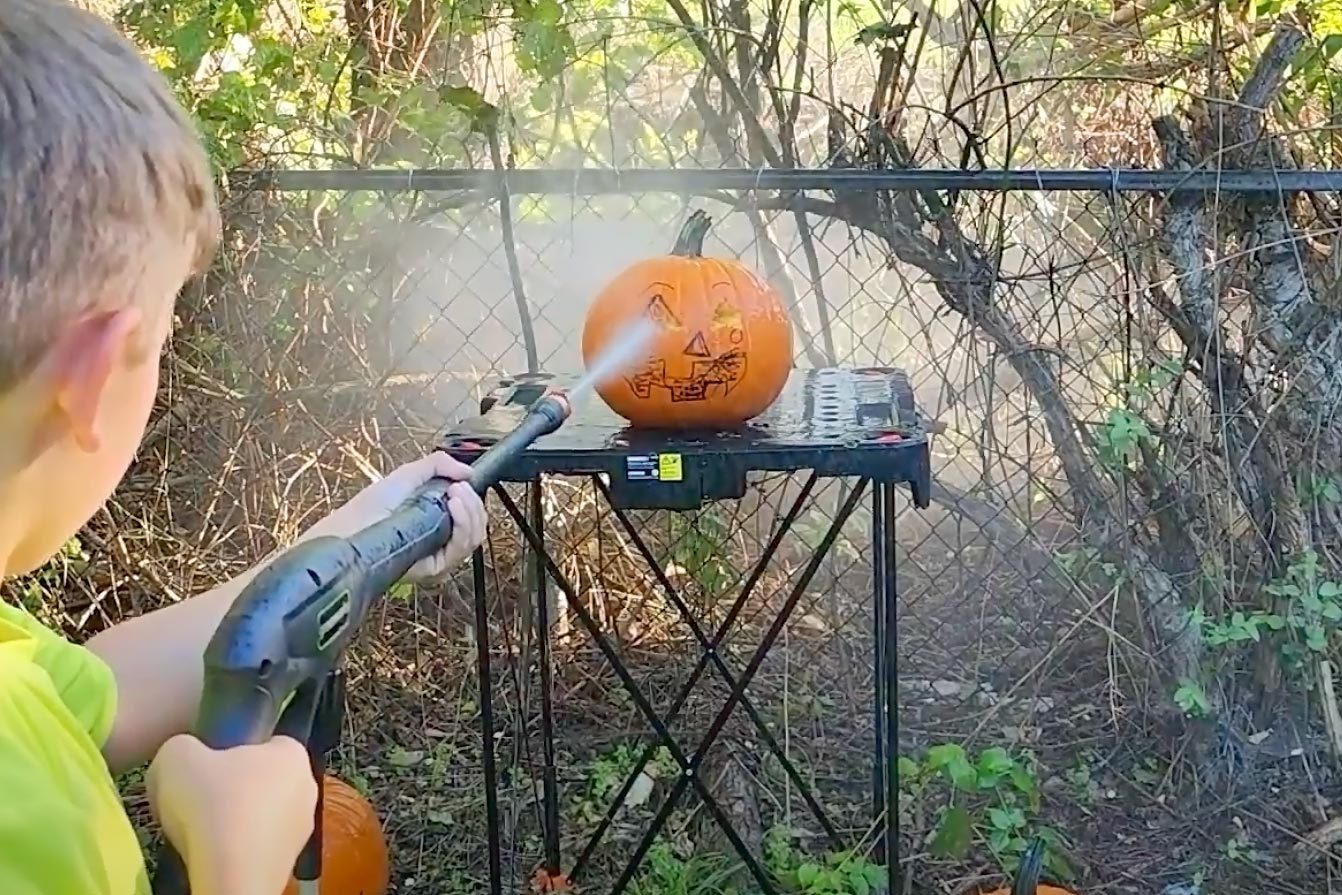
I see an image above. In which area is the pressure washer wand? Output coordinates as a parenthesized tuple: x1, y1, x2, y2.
(150, 391, 573, 895)
(150, 315, 654, 895)
(309, 388, 577, 611)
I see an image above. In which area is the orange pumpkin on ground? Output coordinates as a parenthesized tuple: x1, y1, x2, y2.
(581, 209, 793, 429)
(281, 774, 390, 895)
(981, 838, 1075, 895)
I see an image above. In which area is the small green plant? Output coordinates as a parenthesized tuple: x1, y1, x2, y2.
(575, 743, 678, 825)
(1094, 407, 1154, 470)
(1188, 549, 1342, 675)
(669, 510, 735, 602)
(763, 827, 886, 895)
(1174, 678, 1212, 718)
(1265, 549, 1342, 659)
(1222, 826, 1266, 863)
(628, 842, 739, 895)
(899, 744, 1071, 880)
(1093, 360, 1179, 471)
(1300, 472, 1342, 506)
(1063, 756, 1096, 803)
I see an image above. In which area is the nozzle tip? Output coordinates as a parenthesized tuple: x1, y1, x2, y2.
(542, 389, 574, 419)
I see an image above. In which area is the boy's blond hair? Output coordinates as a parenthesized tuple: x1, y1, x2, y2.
(0, 0, 220, 390)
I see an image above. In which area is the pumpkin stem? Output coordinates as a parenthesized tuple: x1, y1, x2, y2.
(1011, 837, 1047, 895)
(672, 209, 713, 257)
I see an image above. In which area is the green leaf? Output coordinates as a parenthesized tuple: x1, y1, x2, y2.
(927, 743, 977, 790)
(387, 747, 425, 767)
(1306, 624, 1328, 652)
(1187, 604, 1207, 629)
(1320, 580, 1342, 599)
(438, 84, 499, 134)
(977, 747, 1015, 776)
(512, 0, 576, 79)
(987, 805, 1025, 831)
(1174, 678, 1211, 717)
(854, 20, 914, 46)
(1008, 763, 1038, 801)
(930, 806, 973, 858)
(796, 863, 821, 888)
(896, 755, 920, 780)
(530, 81, 556, 112)
(1045, 848, 1077, 883)
(925, 743, 965, 769)
(170, 17, 213, 74)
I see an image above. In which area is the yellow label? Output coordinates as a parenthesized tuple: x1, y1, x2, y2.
(658, 453, 683, 482)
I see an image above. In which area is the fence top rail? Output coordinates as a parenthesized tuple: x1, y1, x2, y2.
(228, 166, 1342, 195)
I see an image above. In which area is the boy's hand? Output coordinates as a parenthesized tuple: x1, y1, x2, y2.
(146, 735, 317, 895)
(303, 452, 488, 581)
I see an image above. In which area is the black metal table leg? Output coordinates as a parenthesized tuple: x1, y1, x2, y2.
(879, 481, 900, 891)
(531, 484, 562, 878)
(566, 472, 830, 883)
(587, 474, 843, 853)
(872, 482, 887, 858)
(472, 545, 504, 895)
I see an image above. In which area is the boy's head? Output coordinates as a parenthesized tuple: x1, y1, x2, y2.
(0, 0, 220, 576)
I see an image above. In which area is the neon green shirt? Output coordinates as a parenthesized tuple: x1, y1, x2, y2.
(0, 601, 148, 895)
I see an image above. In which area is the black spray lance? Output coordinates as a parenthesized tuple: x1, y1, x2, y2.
(150, 316, 655, 895)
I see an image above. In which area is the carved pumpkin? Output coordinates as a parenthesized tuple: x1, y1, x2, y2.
(982, 838, 1074, 895)
(282, 775, 390, 895)
(581, 209, 793, 429)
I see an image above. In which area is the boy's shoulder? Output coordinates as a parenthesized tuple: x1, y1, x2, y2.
(0, 611, 147, 894)
(0, 600, 117, 746)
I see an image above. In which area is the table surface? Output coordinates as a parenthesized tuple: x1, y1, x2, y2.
(440, 367, 931, 507)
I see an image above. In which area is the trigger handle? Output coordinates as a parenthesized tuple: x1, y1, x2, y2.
(149, 682, 325, 895)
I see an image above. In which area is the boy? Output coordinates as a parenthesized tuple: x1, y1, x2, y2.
(0, 2, 488, 893)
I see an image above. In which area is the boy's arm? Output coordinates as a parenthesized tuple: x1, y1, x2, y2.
(87, 565, 267, 774)
(87, 454, 486, 774)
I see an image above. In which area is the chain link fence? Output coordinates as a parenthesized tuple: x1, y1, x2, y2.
(48, 165, 1311, 893)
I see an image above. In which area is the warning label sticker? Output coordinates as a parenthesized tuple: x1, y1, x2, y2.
(626, 453, 684, 482)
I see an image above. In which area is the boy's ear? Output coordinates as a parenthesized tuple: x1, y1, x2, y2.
(44, 307, 145, 453)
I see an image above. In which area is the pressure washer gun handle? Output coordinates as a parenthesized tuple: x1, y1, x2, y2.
(291, 670, 347, 894)
(148, 478, 463, 895)
(1010, 836, 1046, 895)
(150, 674, 327, 895)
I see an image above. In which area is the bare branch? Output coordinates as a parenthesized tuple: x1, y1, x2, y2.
(1236, 22, 1307, 127)
(663, 0, 784, 167)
